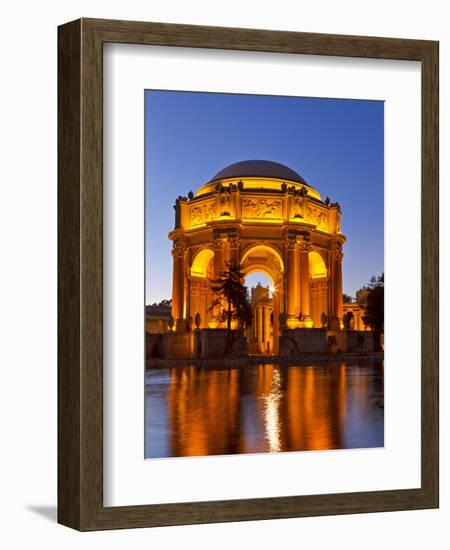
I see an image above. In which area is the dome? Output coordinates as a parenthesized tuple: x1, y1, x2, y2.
(209, 160, 308, 185)
(195, 160, 320, 200)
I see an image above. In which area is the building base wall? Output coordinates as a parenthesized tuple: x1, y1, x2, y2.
(279, 328, 328, 356)
(146, 332, 195, 359)
(146, 329, 248, 359)
(346, 330, 376, 352)
(327, 330, 376, 353)
(195, 328, 248, 357)
(146, 329, 380, 360)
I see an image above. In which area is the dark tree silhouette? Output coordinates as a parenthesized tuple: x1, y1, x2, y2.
(210, 263, 252, 354)
(150, 298, 172, 308)
(362, 273, 384, 351)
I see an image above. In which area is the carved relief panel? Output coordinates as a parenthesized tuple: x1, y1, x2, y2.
(242, 198, 282, 220)
(190, 200, 217, 226)
(304, 203, 329, 231)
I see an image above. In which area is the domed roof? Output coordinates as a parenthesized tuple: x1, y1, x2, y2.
(195, 159, 320, 199)
(209, 160, 308, 186)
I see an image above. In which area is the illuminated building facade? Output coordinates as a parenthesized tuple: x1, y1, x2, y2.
(168, 160, 346, 354)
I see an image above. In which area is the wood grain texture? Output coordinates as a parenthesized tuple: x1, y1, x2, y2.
(57, 19, 82, 530)
(57, 18, 439, 531)
(420, 41, 439, 505)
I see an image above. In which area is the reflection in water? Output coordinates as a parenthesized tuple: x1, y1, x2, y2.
(264, 368, 282, 452)
(145, 360, 384, 458)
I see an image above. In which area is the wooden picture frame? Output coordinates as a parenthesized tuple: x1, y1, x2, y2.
(58, 18, 439, 531)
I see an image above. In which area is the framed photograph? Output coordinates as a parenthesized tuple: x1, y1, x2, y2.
(58, 18, 439, 530)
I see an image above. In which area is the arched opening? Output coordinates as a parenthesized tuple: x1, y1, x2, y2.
(240, 245, 284, 355)
(188, 248, 215, 329)
(244, 270, 277, 356)
(190, 248, 214, 278)
(241, 244, 284, 273)
(308, 250, 327, 279)
(308, 250, 328, 328)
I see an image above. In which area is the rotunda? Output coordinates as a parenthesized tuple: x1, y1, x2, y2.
(168, 160, 345, 354)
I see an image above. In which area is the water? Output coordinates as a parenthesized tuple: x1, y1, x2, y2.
(145, 360, 384, 459)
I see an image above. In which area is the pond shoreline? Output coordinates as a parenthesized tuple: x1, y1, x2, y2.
(146, 352, 384, 369)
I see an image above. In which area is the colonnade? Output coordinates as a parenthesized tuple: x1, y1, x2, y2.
(171, 236, 344, 334)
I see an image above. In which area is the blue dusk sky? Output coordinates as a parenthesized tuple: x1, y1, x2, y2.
(145, 90, 384, 304)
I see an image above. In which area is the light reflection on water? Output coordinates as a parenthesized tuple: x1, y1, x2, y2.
(145, 360, 384, 459)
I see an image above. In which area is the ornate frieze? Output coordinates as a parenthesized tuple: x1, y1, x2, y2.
(305, 204, 328, 231)
(242, 198, 282, 220)
(190, 201, 216, 226)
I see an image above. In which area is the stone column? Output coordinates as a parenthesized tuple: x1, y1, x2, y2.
(285, 235, 299, 328)
(211, 238, 225, 325)
(264, 306, 272, 354)
(299, 240, 313, 327)
(213, 238, 225, 276)
(331, 243, 344, 329)
(189, 278, 197, 321)
(200, 282, 209, 328)
(171, 239, 186, 331)
(257, 305, 263, 353)
(272, 282, 280, 354)
(228, 237, 240, 268)
(184, 254, 190, 323)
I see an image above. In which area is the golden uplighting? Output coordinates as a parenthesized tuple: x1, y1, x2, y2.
(308, 250, 328, 279)
(302, 318, 314, 328)
(190, 248, 214, 278)
(264, 368, 282, 452)
(286, 317, 301, 329)
(241, 244, 284, 273)
(195, 176, 322, 201)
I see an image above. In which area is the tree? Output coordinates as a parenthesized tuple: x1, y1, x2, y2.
(151, 298, 172, 308)
(343, 293, 353, 303)
(210, 263, 252, 354)
(367, 273, 384, 289)
(362, 273, 384, 351)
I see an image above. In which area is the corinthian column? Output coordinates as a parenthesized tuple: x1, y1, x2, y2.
(331, 242, 344, 330)
(211, 238, 225, 326)
(285, 235, 299, 328)
(228, 237, 240, 268)
(213, 238, 225, 276)
(299, 240, 313, 328)
(171, 239, 186, 331)
(257, 305, 263, 353)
